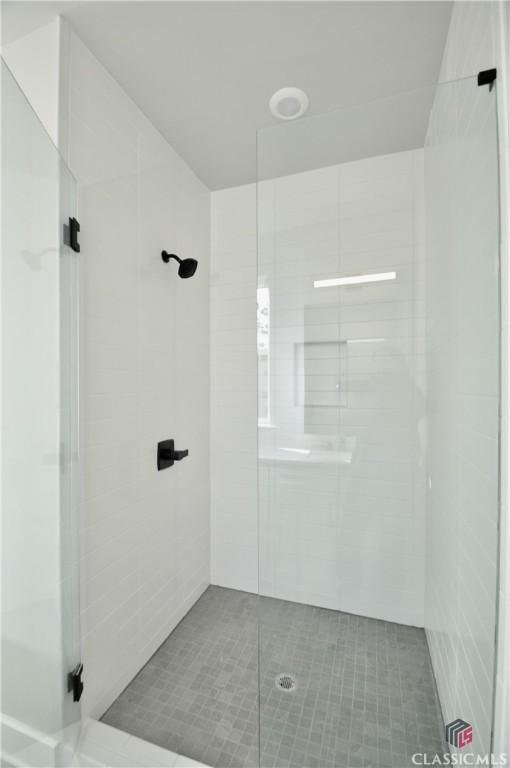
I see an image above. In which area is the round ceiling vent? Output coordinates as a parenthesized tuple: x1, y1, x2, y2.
(269, 87, 309, 121)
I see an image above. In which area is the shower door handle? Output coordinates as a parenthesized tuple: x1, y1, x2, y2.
(157, 439, 189, 470)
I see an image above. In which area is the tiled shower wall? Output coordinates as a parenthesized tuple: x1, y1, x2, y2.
(424, 0, 510, 759)
(210, 185, 258, 594)
(211, 148, 427, 627)
(66, 28, 210, 718)
(258, 151, 426, 626)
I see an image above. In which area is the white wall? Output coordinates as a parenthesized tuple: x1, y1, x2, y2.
(211, 148, 426, 627)
(260, 152, 426, 626)
(1, 18, 61, 147)
(210, 185, 258, 593)
(424, 1, 507, 758)
(65, 29, 211, 719)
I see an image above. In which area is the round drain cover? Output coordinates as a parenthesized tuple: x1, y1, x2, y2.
(275, 673, 297, 692)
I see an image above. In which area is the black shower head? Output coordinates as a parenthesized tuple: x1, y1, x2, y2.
(178, 258, 198, 278)
(161, 251, 198, 279)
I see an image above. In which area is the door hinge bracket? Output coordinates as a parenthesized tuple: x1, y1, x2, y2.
(64, 217, 81, 253)
(68, 662, 84, 702)
(478, 68, 497, 90)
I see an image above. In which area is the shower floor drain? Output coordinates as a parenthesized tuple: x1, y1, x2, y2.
(275, 673, 297, 692)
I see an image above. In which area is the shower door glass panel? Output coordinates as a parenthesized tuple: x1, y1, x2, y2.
(424, 76, 500, 759)
(257, 77, 500, 767)
(1, 61, 81, 766)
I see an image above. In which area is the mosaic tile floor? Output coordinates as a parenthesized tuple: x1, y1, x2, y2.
(102, 586, 445, 768)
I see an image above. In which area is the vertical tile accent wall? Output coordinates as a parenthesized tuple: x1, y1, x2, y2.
(210, 149, 427, 627)
(67, 30, 210, 718)
(210, 186, 258, 593)
(258, 151, 426, 626)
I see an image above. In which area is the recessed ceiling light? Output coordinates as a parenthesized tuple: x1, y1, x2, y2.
(314, 271, 396, 288)
(269, 87, 309, 121)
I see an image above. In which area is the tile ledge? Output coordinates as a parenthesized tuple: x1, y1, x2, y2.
(74, 719, 210, 768)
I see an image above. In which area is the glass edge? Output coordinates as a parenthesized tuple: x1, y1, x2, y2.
(255, 72, 481, 142)
(1, 56, 77, 184)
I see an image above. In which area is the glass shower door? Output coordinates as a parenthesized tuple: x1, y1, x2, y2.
(424, 74, 500, 760)
(256, 76, 500, 768)
(1, 61, 81, 766)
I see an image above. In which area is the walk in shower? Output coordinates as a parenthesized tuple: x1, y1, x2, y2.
(1, 5, 503, 765)
(98, 73, 501, 768)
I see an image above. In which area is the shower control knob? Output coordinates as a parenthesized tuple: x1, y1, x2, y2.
(157, 439, 189, 471)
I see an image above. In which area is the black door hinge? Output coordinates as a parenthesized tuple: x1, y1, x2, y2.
(478, 68, 497, 90)
(64, 217, 81, 253)
(68, 662, 84, 702)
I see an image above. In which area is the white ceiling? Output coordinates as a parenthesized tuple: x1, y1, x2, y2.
(2, 1, 452, 189)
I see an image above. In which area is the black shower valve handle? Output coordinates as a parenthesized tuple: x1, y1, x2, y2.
(171, 448, 189, 461)
(157, 439, 189, 471)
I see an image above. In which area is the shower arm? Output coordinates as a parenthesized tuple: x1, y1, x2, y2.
(161, 251, 181, 264)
